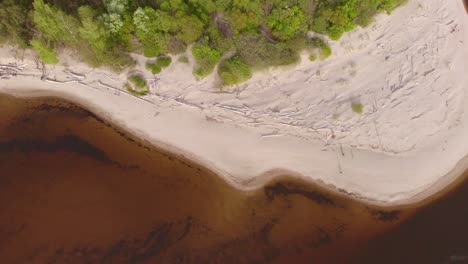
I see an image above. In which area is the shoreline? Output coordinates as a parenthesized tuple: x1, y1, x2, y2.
(4, 91, 467, 211)
(1, 88, 467, 209)
(1, 0, 468, 207)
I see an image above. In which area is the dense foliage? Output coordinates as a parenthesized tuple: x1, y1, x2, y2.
(0, 0, 406, 86)
(146, 56, 172, 74)
(218, 56, 252, 86)
(127, 74, 149, 95)
(312, 0, 407, 40)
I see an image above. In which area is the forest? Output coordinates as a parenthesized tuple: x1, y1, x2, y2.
(0, 0, 406, 87)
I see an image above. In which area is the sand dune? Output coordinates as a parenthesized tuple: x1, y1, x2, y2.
(1, 0, 467, 205)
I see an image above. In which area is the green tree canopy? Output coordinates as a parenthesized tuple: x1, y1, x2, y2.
(267, 6, 306, 40)
(32, 0, 80, 45)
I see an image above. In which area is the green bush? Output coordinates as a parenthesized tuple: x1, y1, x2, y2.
(307, 37, 332, 60)
(157, 56, 172, 68)
(312, 0, 407, 40)
(146, 56, 172, 74)
(267, 6, 306, 41)
(320, 45, 332, 59)
(218, 56, 252, 86)
(235, 33, 299, 68)
(146, 62, 161, 74)
(191, 43, 221, 77)
(30, 39, 59, 64)
(128, 75, 147, 89)
(126, 75, 149, 96)
(351, 102, 364, 114)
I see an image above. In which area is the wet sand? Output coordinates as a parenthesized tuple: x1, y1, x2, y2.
(0, 94, 467, 263)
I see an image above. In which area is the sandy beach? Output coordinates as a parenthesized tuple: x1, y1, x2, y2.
(1, 0, 467, 205)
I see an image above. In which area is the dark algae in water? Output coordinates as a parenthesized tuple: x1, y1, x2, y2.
(0, 94, 467, 263)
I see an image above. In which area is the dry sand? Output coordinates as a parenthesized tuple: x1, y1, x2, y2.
(1, 0, 467, 205)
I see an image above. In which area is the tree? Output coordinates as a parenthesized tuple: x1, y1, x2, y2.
(102, 0, 129, 35)
(133, 7, 173, 57)
(218, 56, 252, 86)
(30, 39, 59, 64)
(235, 33, 299, 68)
(267, 6, 306, 40)
(78, 5, 133, 69)
(0, 0, 32, 47)
(191, 43, 221, 77)
(32, 0, 80, 45)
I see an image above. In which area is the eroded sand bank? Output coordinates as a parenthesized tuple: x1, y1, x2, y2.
(1, 0, 467, 205)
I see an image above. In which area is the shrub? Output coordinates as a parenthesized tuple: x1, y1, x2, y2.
(351, 102, 364, 114)
(126, 75, 149, 96)
(312, 0, 407, 40)
(146, 56, 172, 74)
(146, 62, 161, 74)
(128, 75, 147, 89)
(235, 33, 299, 68)
(205, 25, 235, 54)
(307, 37, 332, 60)
(320, 45, 332, 59)
(267, 6, 306, 40)
(191, 43, 221, 77)
(157, 56, 172, 68)
(30, 39, 59, 64)
(218, 56, 252, 86)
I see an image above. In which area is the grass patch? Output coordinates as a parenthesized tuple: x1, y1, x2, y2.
(218, 56, 252, 86)
(146, 56, 172, 74)
(351, 102, 364, 114)
(126, 75, 148, 96)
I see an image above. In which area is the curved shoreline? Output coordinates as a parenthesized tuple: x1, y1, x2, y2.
(1, 90, 467, 209)
(1, 0, 468, 207)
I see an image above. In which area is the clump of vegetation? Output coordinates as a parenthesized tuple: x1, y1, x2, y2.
(267, 6, 306, 41)
(218, 56, 252, 86)
(307, 37, 332, 60)
(192, 43, 221, 77)
(236, 33, 299, 69)
(30, 39, 59, 64)
(312, 0, 408, 40)
(146, 62, 162, 74)
(126, 75, 148, 96)
(0, 0, 32, 47)
(146, 56, 172, 74)
(351, 102, 364, 114)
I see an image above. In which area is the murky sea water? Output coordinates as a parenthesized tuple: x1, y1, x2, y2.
(0, 94, 466, 263)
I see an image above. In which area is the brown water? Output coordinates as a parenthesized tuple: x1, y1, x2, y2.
(0, 94, 466, 264)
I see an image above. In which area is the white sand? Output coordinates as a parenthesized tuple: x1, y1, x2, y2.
(1, 0, 467, 205)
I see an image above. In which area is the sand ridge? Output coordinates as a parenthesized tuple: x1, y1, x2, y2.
(1, 0, 467, 205)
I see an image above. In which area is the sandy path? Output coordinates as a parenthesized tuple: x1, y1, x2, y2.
(1, 0, 467, 205)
